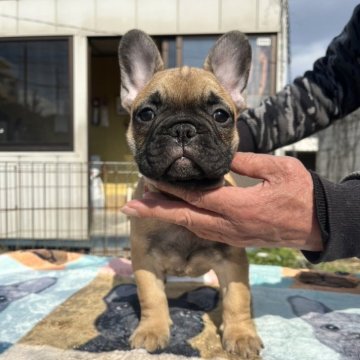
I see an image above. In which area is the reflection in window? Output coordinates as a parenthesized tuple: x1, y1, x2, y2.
(0, 38, 72, 150)
(246, 36, 274, 107)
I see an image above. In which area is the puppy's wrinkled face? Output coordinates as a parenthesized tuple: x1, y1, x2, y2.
(130, 68, 238, 187)
(119, 30, 251, 187)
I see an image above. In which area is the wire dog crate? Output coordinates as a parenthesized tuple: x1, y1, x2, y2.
(0, 161, 138, 255)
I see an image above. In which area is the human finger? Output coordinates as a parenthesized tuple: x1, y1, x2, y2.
(121, 198, 226, 234)
(230, 152, 284, 181)
(142, 179, 245, 212)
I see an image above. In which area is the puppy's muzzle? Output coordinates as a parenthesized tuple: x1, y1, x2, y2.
(163, 121, 201, 180)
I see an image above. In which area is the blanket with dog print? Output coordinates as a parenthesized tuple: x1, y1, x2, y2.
(0, 250, 359, 360)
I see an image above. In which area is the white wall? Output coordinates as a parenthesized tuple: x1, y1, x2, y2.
(0, 0, 282, 37)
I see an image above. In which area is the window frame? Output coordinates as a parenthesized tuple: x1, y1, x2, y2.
(0, 36, 74, 152)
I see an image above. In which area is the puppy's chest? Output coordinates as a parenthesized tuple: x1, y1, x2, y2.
(147, 224, 228, 276)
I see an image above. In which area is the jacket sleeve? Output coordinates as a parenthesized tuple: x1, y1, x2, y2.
(302, 172, 360, 263)
(238, 5, 360, 153)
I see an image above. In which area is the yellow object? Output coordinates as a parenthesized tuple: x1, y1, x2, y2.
(104, 183, 135, 208)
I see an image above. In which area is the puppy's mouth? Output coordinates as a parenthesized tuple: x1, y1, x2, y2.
(163, 156, 224, 190)
(166, 156, 201, 178)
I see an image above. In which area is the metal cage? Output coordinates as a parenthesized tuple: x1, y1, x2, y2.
(0, 161, 138, 255)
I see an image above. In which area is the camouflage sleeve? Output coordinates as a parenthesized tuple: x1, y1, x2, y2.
(302, 172, 360, 263)
(238, 5, 360, 153)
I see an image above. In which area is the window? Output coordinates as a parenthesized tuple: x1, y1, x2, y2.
(0, 38, 72, 151)
(159, 34, 276, 108)
(246, 36, 276, 107)
(182, 36, 217, 67)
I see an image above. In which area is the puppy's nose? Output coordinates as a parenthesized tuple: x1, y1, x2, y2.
(169, 123, 197, 143)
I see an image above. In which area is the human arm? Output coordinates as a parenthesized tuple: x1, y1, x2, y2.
(238, 5, 360, 153)
(304, 170, 360, 263)
(229, 6, 360, 263)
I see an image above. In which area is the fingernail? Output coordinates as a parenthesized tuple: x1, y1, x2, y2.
(120, 205, 140, 217)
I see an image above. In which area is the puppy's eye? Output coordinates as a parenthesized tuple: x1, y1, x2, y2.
(213, 109, 230, 123)
(137, 108, 155, 122)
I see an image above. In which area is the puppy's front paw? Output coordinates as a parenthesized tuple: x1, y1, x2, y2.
(222, 323, 263, 359)
(130, 322, 170, 352)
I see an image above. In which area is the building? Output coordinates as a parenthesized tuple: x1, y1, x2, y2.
(316, 109, 360, 182)
(0, 0, 289, 250)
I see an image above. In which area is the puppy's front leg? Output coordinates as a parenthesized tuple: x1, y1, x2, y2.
(214, 249, 263, 359)
(130, 255, 172, 352)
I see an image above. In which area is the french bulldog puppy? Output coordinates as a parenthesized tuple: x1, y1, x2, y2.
(118, 29, 263, 358)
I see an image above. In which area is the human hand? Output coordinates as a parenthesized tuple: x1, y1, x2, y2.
(121, 153, 323, 251)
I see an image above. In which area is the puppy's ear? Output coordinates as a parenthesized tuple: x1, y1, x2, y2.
(118, 29, 164, 112)
(204, 31, 251, 111)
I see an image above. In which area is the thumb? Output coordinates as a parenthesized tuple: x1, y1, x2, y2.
(230, 152, 282, 180)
